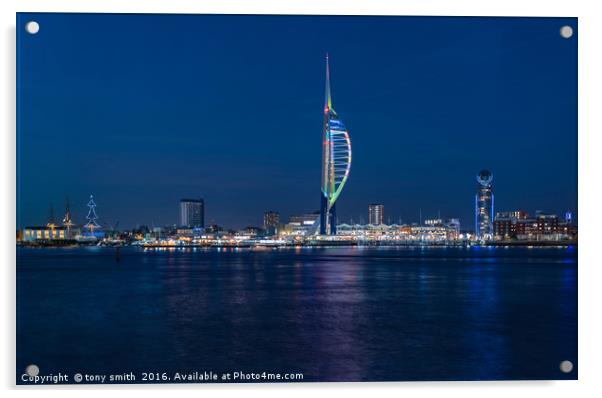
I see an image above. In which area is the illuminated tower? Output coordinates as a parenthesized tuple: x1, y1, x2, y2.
(475, 170, 494, 240)
(319, 54, 352, 235)
(84, 195, 101, 232)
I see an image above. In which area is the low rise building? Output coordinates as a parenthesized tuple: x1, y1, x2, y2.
(281, 213, 320, 236)
(494, 210, 577, 241)
(22, 226, 69, 241)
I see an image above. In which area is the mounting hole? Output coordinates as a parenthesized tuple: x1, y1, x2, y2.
(25, 21, 40, 35)
(560, 25, 573, 39)
(559, 360, 573, 373)
(25, 364, 39, 377)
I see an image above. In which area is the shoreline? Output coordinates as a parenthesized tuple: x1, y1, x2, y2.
(16, 241, 577, 249)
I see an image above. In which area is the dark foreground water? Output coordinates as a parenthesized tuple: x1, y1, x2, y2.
(16, 246, 577, 383)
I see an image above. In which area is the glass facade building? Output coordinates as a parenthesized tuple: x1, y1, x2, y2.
(368, 204, 384, 225)
(475, 170, 494, 240)
(180, 199, 205, 228)
(263, 211, 280, 236)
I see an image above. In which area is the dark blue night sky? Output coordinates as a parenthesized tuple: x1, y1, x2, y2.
(17, 13, 577, 229)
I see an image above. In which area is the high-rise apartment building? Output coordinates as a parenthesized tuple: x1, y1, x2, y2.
(475, 170, 494, 240)
(263, 211, 280, 235)
(180, 199, 204, 228)
(368, 204, 384, 225)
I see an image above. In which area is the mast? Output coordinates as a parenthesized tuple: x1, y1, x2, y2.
(324, 53, 332, 111)
(63, 196, 74, 234)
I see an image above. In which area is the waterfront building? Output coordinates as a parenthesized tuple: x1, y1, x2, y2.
(176, 227, 205, 237)
(283, 213, 320, 236)
(445, 218, 461, 240)
(410, 225, 450, 242)
(319, 54, 352, 235)
(22, 226, 68, 242)
(180, 198, 204, 228)
(493, 210, 577, 241)
(335, 222, 462, 243)
(422, 218, 460, 239)
(263, 211, 280, 236)
(368, 204, 384, 225)
(475, 170, 494, 240)
(235, 226, 263, 239)
(20, 198, 76, 243)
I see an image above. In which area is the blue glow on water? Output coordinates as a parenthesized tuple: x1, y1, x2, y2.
(16, 246, 577, 382)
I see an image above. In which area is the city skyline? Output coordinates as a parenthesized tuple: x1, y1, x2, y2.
(21, 188, 574, 234)
(17, 14, 577, 229)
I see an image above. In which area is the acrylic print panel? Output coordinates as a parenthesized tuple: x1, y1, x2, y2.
(16, 13, 577, 384)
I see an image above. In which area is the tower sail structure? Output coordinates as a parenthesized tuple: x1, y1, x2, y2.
(319, 54, 352, 235)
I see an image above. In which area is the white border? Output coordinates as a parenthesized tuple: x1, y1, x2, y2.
(2, 1, 601, 397)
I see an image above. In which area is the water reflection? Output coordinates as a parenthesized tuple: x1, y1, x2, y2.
(16, 246, 577, 381)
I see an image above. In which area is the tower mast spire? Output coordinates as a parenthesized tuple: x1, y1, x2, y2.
(325, 53, 332, 111)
